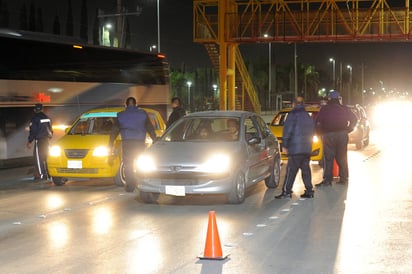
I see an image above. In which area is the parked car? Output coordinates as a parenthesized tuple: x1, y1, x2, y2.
(135, 111, 281, 204)
(347, 104, 370, 149)
(47, 107, 165, 187)
(269, 105, 323, 163)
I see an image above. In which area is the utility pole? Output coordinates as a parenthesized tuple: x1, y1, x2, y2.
(97, 0, 142, 48)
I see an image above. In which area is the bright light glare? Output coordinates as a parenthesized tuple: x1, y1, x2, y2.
(372, 100, 412, 128)
(92, 146, 110, 157)
(49, 145, 61, 157)
(136, 155, 156, 172)
(46, 194, 64, 210)
(313, 135, 319, 143)
(92, 207, 113, 235)
(199, 154, 231, 173)
(52, 124, 70, 131)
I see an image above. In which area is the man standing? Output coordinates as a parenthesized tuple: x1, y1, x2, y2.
(315, 91, 358, 186)
(26, 103, 53, 181)
(166, 97, 186, 129)
(275, 96, 315, 199)
(111, 97, 156, 192)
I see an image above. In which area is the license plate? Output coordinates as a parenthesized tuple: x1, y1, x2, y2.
(67, 160, 82, 169)
(165, 185, 185, 196)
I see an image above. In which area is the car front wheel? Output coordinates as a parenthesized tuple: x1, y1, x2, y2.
(114, 162, 126, 187)
(227, 171, 246, 204)
(51, 177, 67, 186)
(265, 156, 281, 188)
(139, 191, 159, 203)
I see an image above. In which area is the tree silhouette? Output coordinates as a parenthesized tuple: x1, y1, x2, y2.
(92, 9, 99, 45)
(66, 0, 73, 36)
(28, 1, 35, 31)
(80, 0, 88, 42)
(0, 1, 10, 28)
(19, 4, 28, 30)
(53, 15, 60, 35)
(36, 8, 43, 32)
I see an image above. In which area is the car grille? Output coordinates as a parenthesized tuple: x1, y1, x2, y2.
(160, 179, 200, 186)
(56, 168, 99, 174)
(65, 149, 89, 159)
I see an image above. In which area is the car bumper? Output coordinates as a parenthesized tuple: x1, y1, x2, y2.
(47, 157, 120, 178)
(137, 174, 234, 195)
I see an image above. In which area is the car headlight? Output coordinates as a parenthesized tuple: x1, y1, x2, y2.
(136, 155, 157, 172)
(49, 145, 62, 157)
(199, 154, 231, 173)
(92, 146, 110, 157)
(313, 135, 319, 143)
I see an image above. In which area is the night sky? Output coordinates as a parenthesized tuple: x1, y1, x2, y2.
(6, 0, 412, 92)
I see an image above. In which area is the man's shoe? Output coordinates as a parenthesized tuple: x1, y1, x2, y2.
(315, 181, 332, 187)
(275, 192, 292, 199)
(300, 191, 314, 198)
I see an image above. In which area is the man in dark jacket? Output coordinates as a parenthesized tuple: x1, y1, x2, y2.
(110, 97, 156, 192)
(166, 97, 186, 128)
(315, 90, 358, 186)
(26, 103, 53, 181)
(275, 96, 315, 199)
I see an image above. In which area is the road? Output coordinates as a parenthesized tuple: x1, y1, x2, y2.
(0, 127, 411, 273)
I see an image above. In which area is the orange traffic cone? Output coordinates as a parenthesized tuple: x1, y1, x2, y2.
(333, 158, 339, 178)
(198, 211, 228, 260)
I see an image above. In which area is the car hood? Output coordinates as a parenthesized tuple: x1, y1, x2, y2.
(53, 135, 111, 149)
(146, 141, 242, 166)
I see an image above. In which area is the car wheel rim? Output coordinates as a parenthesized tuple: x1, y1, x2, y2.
(236, 174, 245, 200)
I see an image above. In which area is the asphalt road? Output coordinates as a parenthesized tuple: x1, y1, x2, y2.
(0, 127, 411, 273)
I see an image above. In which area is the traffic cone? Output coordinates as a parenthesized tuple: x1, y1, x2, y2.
(333, 158, 339, 178)
(198, 211, 228, 260)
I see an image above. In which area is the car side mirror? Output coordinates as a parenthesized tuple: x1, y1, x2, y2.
(247, 136, 261, 145)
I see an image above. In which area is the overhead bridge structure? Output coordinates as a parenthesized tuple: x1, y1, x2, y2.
(193, 0, 411, 112)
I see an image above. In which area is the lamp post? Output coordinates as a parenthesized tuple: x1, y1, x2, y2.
(149, 44, 157, 52)
(264, 34, 271, 111)
(347, 65, 352, 104)
(329, 58, 336, 89)
(156, 0, 160, 52)
(187, 81, 192, 112)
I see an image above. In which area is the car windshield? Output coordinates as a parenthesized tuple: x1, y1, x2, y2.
(271, 111, 319, 126)
(70, 115, 116, 135)
(162, 117, 240, 142)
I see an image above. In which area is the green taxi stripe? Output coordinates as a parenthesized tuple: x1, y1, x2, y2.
(81, 112, 118, 118)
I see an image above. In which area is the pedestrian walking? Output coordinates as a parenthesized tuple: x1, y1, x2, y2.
(315, 90, 358, 186)
(166, 97, 186, 128)
(26, 103, 53, 181)
(275, 96, 315, 199)
(110, 97, 156, 192)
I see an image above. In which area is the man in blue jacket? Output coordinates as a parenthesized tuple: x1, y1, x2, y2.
(111, 97, 156, 192)
(275, 96, 315, 199)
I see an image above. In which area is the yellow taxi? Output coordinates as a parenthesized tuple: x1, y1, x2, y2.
(269, 105, 323, 163)
(47, 107, 165, 186)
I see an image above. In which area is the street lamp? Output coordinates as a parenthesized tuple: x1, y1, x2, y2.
(149, 44, 157, 52)
(102, 23, 112, 46)
(187, 81, 192, 111)
(329, 58, 336, 89)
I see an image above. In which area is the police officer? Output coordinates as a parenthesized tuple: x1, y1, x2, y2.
(315, 90, 358, 186)
(110, 97, 156, 192)
(275, 96, 315, 199)
(26, 103, 53, 181)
